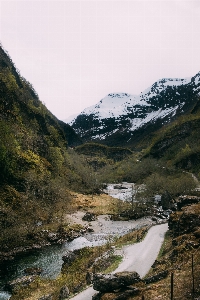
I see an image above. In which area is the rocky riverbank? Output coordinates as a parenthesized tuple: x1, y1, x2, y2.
(0, 223, 90, 264)
(70, 199, 200, 300)
(4, 194, 199, 300)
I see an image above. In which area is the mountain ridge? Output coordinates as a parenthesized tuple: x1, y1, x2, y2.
(65, 72, 200, 148)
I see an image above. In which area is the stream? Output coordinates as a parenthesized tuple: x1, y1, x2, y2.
(0, 183, 150, 300)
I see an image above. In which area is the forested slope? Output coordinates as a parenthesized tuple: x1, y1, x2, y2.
(0, 45, 94, 253)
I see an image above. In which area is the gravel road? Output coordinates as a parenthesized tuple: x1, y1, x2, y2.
(70, 223, 168, 300)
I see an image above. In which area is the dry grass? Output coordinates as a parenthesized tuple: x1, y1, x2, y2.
(69, 192, 130, 215)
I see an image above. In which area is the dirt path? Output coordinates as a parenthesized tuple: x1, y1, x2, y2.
(70, 223, 168, 300)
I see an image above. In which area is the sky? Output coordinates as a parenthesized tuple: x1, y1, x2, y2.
(0, 0, 200, 121)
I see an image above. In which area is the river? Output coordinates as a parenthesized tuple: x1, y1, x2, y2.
(0, 235, 109, 300)
(0, 183, 153, 300)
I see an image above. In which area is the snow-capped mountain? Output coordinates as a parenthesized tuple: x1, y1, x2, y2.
(65, 72, 200, 146)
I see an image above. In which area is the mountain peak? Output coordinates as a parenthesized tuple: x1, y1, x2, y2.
(66, 72, 200, 146)
(107, 92, 131, 98)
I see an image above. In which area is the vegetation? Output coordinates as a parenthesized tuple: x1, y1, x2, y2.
(0, 43, 199, 299)
(0, 45, 96, 252)
(8, 226, 149, 300)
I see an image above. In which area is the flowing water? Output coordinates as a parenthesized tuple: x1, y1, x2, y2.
(0, 235, 108, 300)
(0, 183, 148, 299)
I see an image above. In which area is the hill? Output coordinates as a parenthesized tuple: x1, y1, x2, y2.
(144, 98, 200, 173)
(0, 44, 93, 254)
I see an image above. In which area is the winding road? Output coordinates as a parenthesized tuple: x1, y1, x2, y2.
(70, 223, 168, 300)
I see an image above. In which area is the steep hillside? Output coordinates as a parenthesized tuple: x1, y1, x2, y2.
(144, 98, 200, 173)
(67, 73, 200, 148)
(0, 45, 89, 254)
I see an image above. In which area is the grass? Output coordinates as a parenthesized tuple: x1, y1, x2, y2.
(10, 194, 200, 300)
(8, 190, 154, 300)
(9, 243, 123, 300)
(13, 223, 192, 300)
(103, 255, 123, 274)
(9, 223, 149, 300)
(127, 225, 200, 300)
(68, 191, 131, 215)
(115, 226, 150, 248)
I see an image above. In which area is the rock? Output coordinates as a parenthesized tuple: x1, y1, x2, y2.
(114, 288, 140, 300)
(82, 212, 96, 222)
(92, 292, 103, 300)
(87, 227, 94, 232)
(169, 203, 200, 237)
(86, 271, 93, 284)
(47, 232, 59, 242)
(24, 267, 42, 275)
(161, 191, 173, 210)
(176, 195, 200, 211)
(38, 295, 53, 300)
(6, 275, 36, 292)
(194, 227, 200, 238)
(93, 271, 141, 293)
(59, 285, 70, 299)
(72, 282, 83, 294)
(152, 216, 158, 222)
(143, 270, 169, 284)
(114, 271, 141, 285)
(62, 251, 77, 266)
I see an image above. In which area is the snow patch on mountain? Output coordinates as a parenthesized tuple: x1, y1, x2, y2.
(67, 76, 193, 126)
(65, 72, 200, 143)
(130, 106, 180, 131)
(93, 128, 119, 140)
(82, 93, 138, 119)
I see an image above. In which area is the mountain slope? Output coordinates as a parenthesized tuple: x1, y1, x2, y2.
(67, 73, 200, 148)
(144, 98, 200, 173)
(0, 45, 86, 253)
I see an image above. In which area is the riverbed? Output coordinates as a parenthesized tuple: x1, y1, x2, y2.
(0, 216, 152, 300)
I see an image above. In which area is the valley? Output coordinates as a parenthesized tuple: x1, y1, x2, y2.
(0, 44, 200, 299)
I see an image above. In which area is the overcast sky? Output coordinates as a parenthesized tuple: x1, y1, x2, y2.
(0, 0, 200, 120)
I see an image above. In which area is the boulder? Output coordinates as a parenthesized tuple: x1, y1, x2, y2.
(24, 267, 42, 275)
(93, 271, 141, 293)
(169, 203, 200, 236)
(92, 292, 103, 300)
(87, 227, 94, 232)
(82, 212, 96, 222)
(176, 195, 200, 211)
(143, 270, 169, 284)
(59, 285, 70, 299)
(47, 232, 59, 242)
(62, 251, 77, 266)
